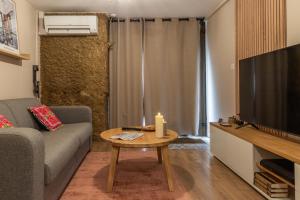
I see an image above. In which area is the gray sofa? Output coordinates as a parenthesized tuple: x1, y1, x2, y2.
(0, 98, 93, 200)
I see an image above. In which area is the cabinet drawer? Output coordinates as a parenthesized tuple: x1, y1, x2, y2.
(210, 125, 254, 184)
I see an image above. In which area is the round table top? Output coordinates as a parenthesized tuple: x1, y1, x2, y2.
(100, 128, 178, 148)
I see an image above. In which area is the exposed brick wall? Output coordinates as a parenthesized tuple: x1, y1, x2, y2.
(40, 14, 109, 140)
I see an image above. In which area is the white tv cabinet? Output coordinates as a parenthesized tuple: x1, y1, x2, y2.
(210, 123, 300, 200)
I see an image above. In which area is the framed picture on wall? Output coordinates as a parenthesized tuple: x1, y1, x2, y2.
(0, 0, 19, 54)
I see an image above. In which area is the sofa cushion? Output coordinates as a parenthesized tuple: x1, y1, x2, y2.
(0, 102, 16, 125)
(29, 105, 63, 131)
(42, 123, 92, 185)
(48, 123, 92, 145)
(2, 98, 42, 129)
(0, 115, 14, 128)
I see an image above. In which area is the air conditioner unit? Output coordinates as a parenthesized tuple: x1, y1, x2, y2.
(44, 15, 98, 35)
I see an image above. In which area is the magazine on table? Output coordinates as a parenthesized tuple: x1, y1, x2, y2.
(110, 132, 144, 141)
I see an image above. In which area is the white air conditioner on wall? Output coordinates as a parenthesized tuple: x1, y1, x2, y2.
(44, 15, 98, 35)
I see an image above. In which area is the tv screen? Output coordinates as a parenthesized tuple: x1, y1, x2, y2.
(239, 44, 300, 135)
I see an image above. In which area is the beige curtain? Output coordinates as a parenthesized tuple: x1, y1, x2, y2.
(144, 18, 200, 135)
(109, 19, 144, 128)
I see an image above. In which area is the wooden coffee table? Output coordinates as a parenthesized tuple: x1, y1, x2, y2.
(100, 128, 178, 192)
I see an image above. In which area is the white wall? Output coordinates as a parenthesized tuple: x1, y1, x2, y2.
(205, 0, 299, 122)
(0, 0, 38, 100)
(206, 0, 236, 123)
(287, 0, 300, 46)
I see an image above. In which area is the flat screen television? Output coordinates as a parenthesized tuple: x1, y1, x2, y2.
(239, 44, 300, 135)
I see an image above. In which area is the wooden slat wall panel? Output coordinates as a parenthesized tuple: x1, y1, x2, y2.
(236, 0, 287, 137)
(236, 0, 286, 60)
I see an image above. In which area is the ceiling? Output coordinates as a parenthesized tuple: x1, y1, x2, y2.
(27, 0, 224, 18)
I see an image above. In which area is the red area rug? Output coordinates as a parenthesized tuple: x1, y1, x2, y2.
(60, 151, 192, 200)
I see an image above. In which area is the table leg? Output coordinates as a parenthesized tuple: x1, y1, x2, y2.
(162, 146, 174, 191)
(107, 146, 120, 192)
(157, 147, 162, 163)
(116, 148, 120, 164)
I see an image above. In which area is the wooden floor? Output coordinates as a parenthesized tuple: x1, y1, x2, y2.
(92, 140, 265, 200)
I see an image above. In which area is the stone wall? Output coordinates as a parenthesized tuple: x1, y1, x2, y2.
(40, 14, 109, 140)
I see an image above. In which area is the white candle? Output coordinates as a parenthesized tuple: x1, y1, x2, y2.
(155, 113, 164, 138)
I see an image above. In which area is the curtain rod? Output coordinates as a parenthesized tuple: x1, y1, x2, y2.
(111, 17, 205, 23)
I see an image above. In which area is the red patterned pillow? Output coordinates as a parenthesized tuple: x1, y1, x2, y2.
(0, 115, 14, 128)
(29, 105, 63, 131)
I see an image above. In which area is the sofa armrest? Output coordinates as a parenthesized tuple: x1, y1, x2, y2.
(0, 128, 44, 200)
(50, 106, 92, 124)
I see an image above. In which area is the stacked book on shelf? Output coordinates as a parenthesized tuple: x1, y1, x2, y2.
(254, 172, 289, 198)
